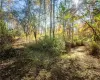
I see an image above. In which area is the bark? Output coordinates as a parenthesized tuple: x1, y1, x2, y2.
(52, 0, 55, 38)
(50, 0, 52, 38)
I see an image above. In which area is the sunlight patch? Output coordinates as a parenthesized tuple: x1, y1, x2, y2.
(73, 0, 79, 7)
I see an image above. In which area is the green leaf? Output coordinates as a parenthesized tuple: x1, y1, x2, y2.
(64, 13, 71, 20)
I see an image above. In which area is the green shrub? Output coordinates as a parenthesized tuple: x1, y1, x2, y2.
(65, 41, 71, 52)
(28, 36, 64, 55)
(89, 42, 100, 57)
(0, 20, 13, 53)
(71, 36, 85, 48)
(70, 40, 84, 48)
(9, 29, 23, 37)
(75, 40, 84, 46)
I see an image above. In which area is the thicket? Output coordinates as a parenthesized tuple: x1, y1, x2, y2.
(28, 36, 65, 55)
(88, 41, 100, 57)
(0, 20, 13, 53)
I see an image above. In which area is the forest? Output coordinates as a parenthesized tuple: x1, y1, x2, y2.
(0, 0, 100, 80)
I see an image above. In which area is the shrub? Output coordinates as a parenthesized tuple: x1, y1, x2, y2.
(70, 36, 85, 48)
(65, 41, 71, 52)
(89, 42, 100, 57)
(0, 20, 13, 53)
(75, 40, 84, 46)
(70, 40, 84, 48)
(28, 36, 64, 55)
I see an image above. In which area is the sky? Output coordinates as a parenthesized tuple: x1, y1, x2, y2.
(73, 0, 79, 7)
(3, 0, 82, 29)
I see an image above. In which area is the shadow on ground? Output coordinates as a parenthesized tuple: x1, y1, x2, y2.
(0, 58, 32, 80)
(0, 44, 33, 80)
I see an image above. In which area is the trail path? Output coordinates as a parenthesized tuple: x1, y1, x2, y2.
(70, 46, 88, 58)
(61, 46, 88, 59)
(61, 46, 99, 64)
(12, 38, 26, 49)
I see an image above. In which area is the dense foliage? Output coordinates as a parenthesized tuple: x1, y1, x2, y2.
(0, 20, 13, 53)
(28, 36, 65, 55)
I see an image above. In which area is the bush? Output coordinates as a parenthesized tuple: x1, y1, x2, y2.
(28, 36, 64, 55)
(70, 40, 84, 48)
(75, 40, 84, 46)
(89, 42, 100, 57)
(70, 36, 85, 48)
(65, 41, 71, 52)
(0, 20, 13, 53)
(9, 29, 23, 37)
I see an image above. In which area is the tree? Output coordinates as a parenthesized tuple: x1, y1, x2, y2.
(50, 0, 53, 38)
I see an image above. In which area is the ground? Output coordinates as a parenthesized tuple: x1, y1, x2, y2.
(0, 39, 100, 80)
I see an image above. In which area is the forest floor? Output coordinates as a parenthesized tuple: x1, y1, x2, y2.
(0, 39, 100, 80)
(61, 46, 87, 59)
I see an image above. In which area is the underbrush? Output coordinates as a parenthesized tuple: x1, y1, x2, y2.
(88, 41, 100, 57)
(23, 42, 62, 70)
(27, 36, 65, 55)
(70, 37, 85, 48)
(0, 20, 14, 53)
(22, 52, 100, 80)
(70, 40, 84, 48)
(21, 37, 64, 79)
(21, 47, 60, 80)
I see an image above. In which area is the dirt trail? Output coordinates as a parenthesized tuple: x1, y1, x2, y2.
(12, 38, 35, 49)
(70, 46, 88, 58)
(12, 38, 26, 49)
(62, 46, 99, 62)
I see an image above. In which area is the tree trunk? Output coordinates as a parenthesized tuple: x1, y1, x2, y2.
(52, 0, 55, 38)
(50, 0, 52, 38)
